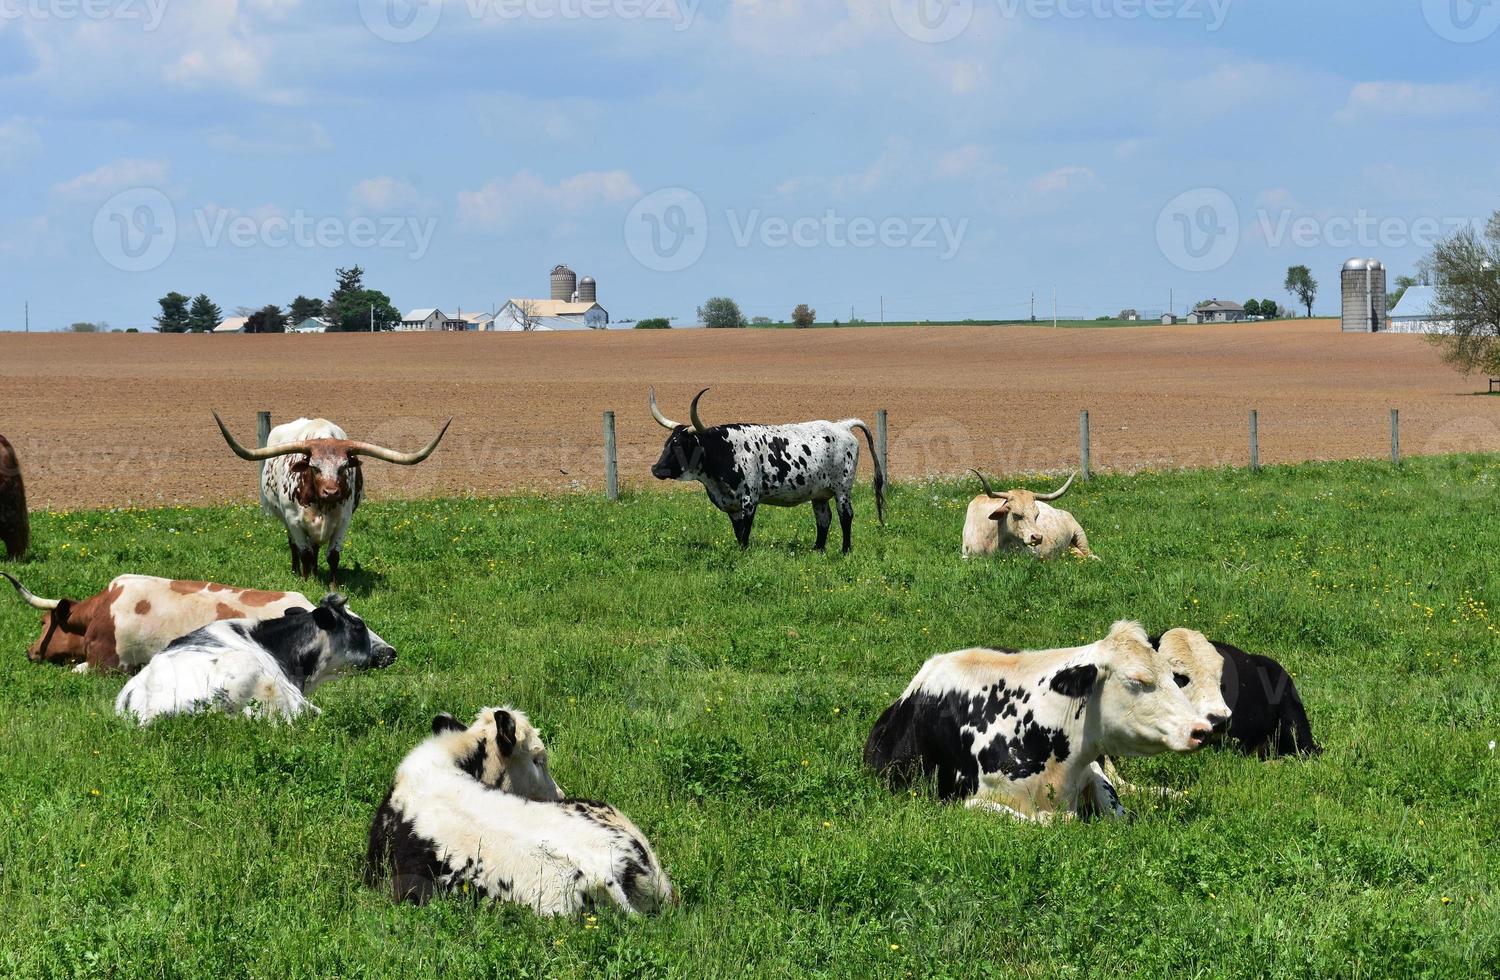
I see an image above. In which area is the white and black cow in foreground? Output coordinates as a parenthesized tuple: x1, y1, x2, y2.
(961, 470, 1095, 560)
(863, 621, 1215, 822)
(365, 708, 673, 917)
(214, 413, 451, 581)
(114, 594, 395, 725)
(1164, 635, 1321, 758)
(649, 387, 885, 553)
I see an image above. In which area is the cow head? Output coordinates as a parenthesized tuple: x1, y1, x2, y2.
(649, 387, 713, 482)
(972, 470, 1075, 551)
(253, 594, 395, 689)
(1153, 629, 1232, 733)
(5, 572, 89, 665)
(1071, 620, 1215, 756)
(431, 707, 564, 801)
(212, 412, 452, 506)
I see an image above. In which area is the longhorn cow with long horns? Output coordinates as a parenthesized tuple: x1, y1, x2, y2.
(648, 388, 885, 553)
(214, 414, 451, 580)
(961, 469, 1096, 560)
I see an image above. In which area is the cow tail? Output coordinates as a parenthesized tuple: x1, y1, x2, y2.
(848, 421, 886, 525)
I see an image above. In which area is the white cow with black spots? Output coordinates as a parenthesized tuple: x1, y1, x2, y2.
(863, 621, 1216, 822)
(648, 387, 885, 552)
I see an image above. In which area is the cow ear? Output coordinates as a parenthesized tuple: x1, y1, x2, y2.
(1050, 664, 1100, 698)
(987, 505, 1010, 521)
(493, 710, 518, 756)
(431, 713, 465, 735)
(312, 606, 339, 630)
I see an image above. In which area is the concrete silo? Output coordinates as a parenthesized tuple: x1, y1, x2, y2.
(550, 264, 578, 302)
(1341, 258, 1387, 333)
(577, 276, 597, 304)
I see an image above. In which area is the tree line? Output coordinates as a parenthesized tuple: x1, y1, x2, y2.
(152, 267, 400, 333)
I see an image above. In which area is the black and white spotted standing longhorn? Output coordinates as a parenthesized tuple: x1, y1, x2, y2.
(648, 387, 885, 553)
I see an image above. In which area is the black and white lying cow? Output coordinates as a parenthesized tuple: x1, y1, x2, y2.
(1186, 637, 1321, 758)
(114, 594, 395, 725)
(864, 621, 1215, 822)
(365, 708, 673, 916)
(649, 387, 885, 553)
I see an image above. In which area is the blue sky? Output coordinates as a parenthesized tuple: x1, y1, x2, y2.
(0, 0, 1497, 330)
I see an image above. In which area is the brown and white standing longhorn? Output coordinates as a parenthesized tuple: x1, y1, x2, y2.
(214, 413, 451, 581)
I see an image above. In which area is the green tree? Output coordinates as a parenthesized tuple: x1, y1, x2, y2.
(245, 304, 288, 334)
(69, 322, 100, 333)
(1425, 211, 1500, 377)
(791, 304, 816, 329)
(187, 294, 223, 333)
(1260, 299, 1280, 319)
(1284, 265, 1318, 318)
(288, 295, 325, 323)
(154, 292, 191, 333)
(635, 317, 671, 330)
(1244, 299, 1261, 318)
(334, 289, 400, 332)
(698, 297, 745, 329)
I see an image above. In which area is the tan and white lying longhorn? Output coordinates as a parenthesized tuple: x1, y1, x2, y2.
(961, 470, 1096, 560)
(214, 413, 451, 580)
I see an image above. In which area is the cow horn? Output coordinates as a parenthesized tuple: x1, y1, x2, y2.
(1035, 472, 1076, 502)
(689, 387, 711, 433)
(213, 411, 311, 461)
(969, 469, 1009, 500)
(2, 571, 60, 611)
(347, 418, 453, 465)
(648, 387, 682, 430)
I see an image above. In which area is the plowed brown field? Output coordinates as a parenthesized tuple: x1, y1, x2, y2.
(2, 319, 1497, 510)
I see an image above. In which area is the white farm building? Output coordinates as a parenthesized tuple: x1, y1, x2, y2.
(1386, 285, 1455, 335)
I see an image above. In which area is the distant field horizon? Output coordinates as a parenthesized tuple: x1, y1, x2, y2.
(2, 318, 1496, 511)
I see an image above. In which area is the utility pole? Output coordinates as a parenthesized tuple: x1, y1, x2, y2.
(1052, 286, 1058, 329)
(1030, 291, 1035, 322)
(369, 303, 374, 332)
(24, 301, 28, 333)
(1169, 289, 1174, 316)
(880, 295, 884, 325)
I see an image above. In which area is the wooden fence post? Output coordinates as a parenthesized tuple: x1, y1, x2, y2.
(1079, 410, 1091, 481)
(875, 409, 888, 476)
(1391, 409, 1400, 466)
(603, 411, 619, 501)
(1249, 409, 1259, 473)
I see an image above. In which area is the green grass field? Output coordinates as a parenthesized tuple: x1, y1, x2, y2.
(1, 456, 1496, 977)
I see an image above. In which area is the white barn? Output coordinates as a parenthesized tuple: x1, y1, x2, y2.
(1386, 285, 1454, 335)
(494, 299, 609, 331)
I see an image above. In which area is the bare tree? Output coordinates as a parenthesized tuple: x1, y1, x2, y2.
(515, 299, 542, 332)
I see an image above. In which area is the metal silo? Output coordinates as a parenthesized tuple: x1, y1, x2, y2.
(577, 276, 597, 303)
(550, 264, 577, 302)
(1341, 258, 1387, 333)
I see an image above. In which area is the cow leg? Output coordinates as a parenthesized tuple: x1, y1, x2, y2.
(964, 798, 1062, 823)
(327, 549, 341, 587)
(730, 505, 757, 549)
(298, 545, 318, 579)
(812, 500, 832, 552)
(288, 537, 302, 576)
(837, 496, 854, 554)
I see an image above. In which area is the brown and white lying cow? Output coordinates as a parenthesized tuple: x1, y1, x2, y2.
(961, 470, 1095, 560)
(3, 572, 311, 674)
(863, 621, 1215, 822)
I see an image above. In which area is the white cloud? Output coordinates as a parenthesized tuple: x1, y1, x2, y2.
(933, 145, 999, 180)
(457, 170, 642, 230)
(1028, 166, 1096, 195)
(51, 159, 171, 201)
(729, 0, 888, 57)
(205, 120, 333, 155)
(1336, 81, 1492, 123)
(350, 176, 434, 215)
